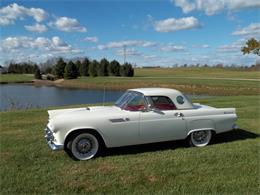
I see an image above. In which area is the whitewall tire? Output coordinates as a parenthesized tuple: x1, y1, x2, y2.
(70, 133, 99, 160)
(189, 130, 212, 147)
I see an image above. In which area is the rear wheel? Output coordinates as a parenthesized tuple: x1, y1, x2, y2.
(67, 132, 100, 160)
(188, 130, 212, 147)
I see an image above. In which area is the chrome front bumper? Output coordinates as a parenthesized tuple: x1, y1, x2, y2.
(44, 127, 63, 151)
(232, 124, 239, 130)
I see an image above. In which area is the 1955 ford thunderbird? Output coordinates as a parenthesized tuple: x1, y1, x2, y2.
(44, 88, 238, 160)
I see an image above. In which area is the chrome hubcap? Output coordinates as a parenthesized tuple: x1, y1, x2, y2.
(193, 131, 209, 143)
(76, 139, 92, 154)
(71, 133, 99, 160)
(192, 131, 211, 145)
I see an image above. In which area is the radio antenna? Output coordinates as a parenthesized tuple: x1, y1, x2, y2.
(123, 44, 126, 64)
(102, 84, 106, 106)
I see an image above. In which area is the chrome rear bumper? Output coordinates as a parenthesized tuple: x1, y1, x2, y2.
(44, 127, 63, 151)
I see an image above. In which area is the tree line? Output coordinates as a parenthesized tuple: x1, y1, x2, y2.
(5, 57, 134, 79)
(7, 62, 42, 79)
(53, 58, 134, 79)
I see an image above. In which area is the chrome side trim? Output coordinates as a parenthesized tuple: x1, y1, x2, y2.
(109, 118, 126, 123)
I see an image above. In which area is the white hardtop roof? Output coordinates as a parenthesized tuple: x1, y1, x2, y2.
(129, 88, 182, 96)
(128, 88, 194, 109)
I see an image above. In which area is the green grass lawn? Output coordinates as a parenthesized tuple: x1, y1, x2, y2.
(0, 74, 34, 83)
(0, 96, 259, 194)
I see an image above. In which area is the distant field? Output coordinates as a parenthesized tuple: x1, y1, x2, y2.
(59, 68, 260, 95)
(0, 74, 34, 83)
(1, 68, 260, 95)
(0, 96, 259, 194)
(60, 75, 259, 95)
(135, 67, 260, 79)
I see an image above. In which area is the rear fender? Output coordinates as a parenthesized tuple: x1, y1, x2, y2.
(187, 128, 215, 136)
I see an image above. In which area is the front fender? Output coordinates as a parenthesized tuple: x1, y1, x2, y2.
(64, 126, 108, 147)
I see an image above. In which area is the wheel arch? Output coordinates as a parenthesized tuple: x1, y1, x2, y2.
(64, 128, 107, 149)
(187, 128, 216, 137)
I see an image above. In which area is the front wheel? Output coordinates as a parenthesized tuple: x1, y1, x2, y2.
(69, 133, 100, 160)
(188, 130, 212, 147)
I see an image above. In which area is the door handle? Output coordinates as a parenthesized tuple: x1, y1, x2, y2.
(175, 112, 184, 117)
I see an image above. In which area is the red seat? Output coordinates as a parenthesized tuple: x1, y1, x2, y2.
(124, 105, 145, 111)
(154, 103, 176, 110)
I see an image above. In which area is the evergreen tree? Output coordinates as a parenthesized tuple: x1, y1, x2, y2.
(109, 60, 120, 76)
(89, 60, 98, 77)
(54, 58, 66, 78)
(64, 61, 78, 79)
(75, 60, 81, 77)
(126, 63, 134, 77)
(80, 58, 90, 76)
(120, 64, 127, 77)
(120, 63, 134, 77)
(99, 58, 109, 76)
(34, 65, 42, 79)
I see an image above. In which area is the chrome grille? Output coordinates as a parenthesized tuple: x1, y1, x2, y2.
(44, 127, 54, 142)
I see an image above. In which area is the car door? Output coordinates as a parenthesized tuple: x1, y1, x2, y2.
(139, 96, 187, 143)
(104, 91, 145, 147)
(105, 110, 140, 147)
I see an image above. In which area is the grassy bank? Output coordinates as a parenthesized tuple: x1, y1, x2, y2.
(0, 96, 259, 194)
(0, 74, 34, 83)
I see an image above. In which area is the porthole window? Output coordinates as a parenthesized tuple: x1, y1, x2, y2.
(176, 96, 184, 104)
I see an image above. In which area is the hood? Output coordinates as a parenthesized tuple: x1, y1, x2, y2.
(48, 106, 121, 120)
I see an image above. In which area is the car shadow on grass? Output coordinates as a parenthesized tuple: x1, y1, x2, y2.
(102, 129, 259, 157)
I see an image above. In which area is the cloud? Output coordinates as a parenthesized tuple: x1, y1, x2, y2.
(24, 23, 48, 33)
(1, 36, 81, 54)
(49, 17, 87, 32)
(192, 44, 210, 48)
(174, 0, 196, 13)
(0, 3, 47, 26)
(160, 44, 186, 52)
(116, 48, 143, 56)
(217, 39, 245, 53)
(232, 23, 260, 39)
(153, 17, 200, 32)
(84, 36, 98, 43)
(173, 0, 260, 15)
(98, 40, 157, 50)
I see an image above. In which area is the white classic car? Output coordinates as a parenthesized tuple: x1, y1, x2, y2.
(45, 88, 238, 160)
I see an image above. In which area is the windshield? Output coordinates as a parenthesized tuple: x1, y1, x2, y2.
(115, 91, 145, 110)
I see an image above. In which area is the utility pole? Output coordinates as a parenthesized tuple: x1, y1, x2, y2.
(123, 44, 126, 64)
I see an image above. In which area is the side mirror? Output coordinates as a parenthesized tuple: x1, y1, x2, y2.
(147, 104, 158, 112)
(147, 104, 165, 114)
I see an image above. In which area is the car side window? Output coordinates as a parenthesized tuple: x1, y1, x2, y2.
(149, 96, 177, 110)
(124, 93, 145, 111)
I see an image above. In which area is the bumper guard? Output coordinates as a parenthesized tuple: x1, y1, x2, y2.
(44, 127, 63, 151)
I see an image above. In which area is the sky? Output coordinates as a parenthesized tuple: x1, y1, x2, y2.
(0, 0, 260, 67)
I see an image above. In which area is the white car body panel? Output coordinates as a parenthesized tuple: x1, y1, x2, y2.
(45, 88, 237, 150)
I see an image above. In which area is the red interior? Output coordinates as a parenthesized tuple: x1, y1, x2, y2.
(154, 103, 176, 110)
(124, 105, 145, 111)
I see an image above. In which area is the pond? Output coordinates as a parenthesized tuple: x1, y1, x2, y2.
(0, 84, 124, 111)
(0, 84, 209, 111)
